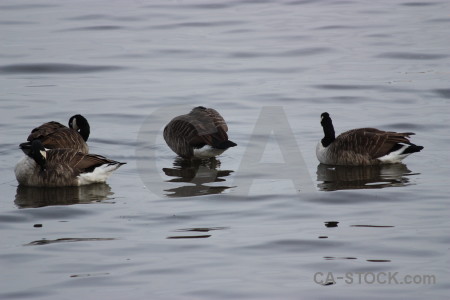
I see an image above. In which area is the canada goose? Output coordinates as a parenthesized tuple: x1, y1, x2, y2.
(317, 112, 424, 166)
(20, 114, 90, 154)
(163, 106, 237, 159)
(15, 140, 125, 187)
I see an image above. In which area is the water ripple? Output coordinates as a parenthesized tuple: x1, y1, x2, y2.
(0, 20, 36, 25)
(149, 20, 245, 30)
(230, 47, 331, 58)
(176, 3, 234, 9)
(26, 237, 116, 246)
(314, 25, 358, 30)
(314, 84, 378, 90)
(62, 25, 125, 31)
(159, 67, 305, 74)
(0, 4, 58, 10)
(241, 239, 345, 253)
(427, 17, 450, 23)
(146, 0, 273, 10)
(377, 52, 448, 60)
(285, 0, 321, 5)
(307, 191, 402, 204)
(66, 14, 109, 21)
(401, 2, 440, 6)
(0, 291, 53, 299)
(0, 63, 125, 74)
(66, 14, 144, 22)
(434, 89, 450, 99)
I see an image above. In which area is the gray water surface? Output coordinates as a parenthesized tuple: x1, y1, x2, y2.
(1, 1, 449, 299)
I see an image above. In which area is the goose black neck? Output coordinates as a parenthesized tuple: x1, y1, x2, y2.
(79, 126, 90, 142)
(321, 114, 335, 147)
(30, 140, 47, 171)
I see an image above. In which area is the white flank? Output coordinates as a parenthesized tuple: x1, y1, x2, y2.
(315, 142, 329, 164)
(377, 144, 411, 164)
(15, 156, 36, 185)
(77, 163, 121, 186)
(193, 145, 226, 159)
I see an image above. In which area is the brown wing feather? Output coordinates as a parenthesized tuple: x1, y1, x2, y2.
(26, 121, 88, 153)
(186, 107, 229, 145)
(72, 153, 119, 171)
(27, 121, 67, 141)
(48, 149, 122, 174)
(204, 108, 229, 133)
(27, 149, 124, 186)
(336, 128, 413, 159)
(163, 107, 232, 158)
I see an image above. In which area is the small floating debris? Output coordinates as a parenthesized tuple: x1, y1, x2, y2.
(70, 272, 110, 278)
(33, 224, 42, 228)
(324, 221, 339, 228)
(324, 256, 357, 260)
(367, 259, 391, 262)
(167, 235, 211, 239)
(175, 227, 228, 232)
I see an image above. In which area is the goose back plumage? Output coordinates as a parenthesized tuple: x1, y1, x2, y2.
(22, 115, 90, 154)
(317, 113, 423, 166)
(15, 141, 125, 187)
(163, 107, 237, 159)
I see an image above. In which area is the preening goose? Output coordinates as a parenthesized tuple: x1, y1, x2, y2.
(316, 112, 424, 166)
(20, 114, 90, 154)
(15, 140, 125, 187)
(163, 106, 237, 159)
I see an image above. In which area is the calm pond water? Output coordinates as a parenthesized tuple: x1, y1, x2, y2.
(1, 0, 449, 299)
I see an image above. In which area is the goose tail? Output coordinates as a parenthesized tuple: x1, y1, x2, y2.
(378, 143, 423, 164)
(78, 162, 126, 185)
(214, 140, 237, 150)
(402, 144, 424, 154)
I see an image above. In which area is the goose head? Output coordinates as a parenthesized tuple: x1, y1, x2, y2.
(69, 114, 90, 141)
(321, 112, 331, 125)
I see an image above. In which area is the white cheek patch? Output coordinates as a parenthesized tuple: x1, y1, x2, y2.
(40, 150, 47, 159)
(72, 118, 78, 130)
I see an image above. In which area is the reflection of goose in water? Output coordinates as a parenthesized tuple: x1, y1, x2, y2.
(316, 163, 416, 191)
(162, 158, 233, 197)
(15, 183, 113, 208)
